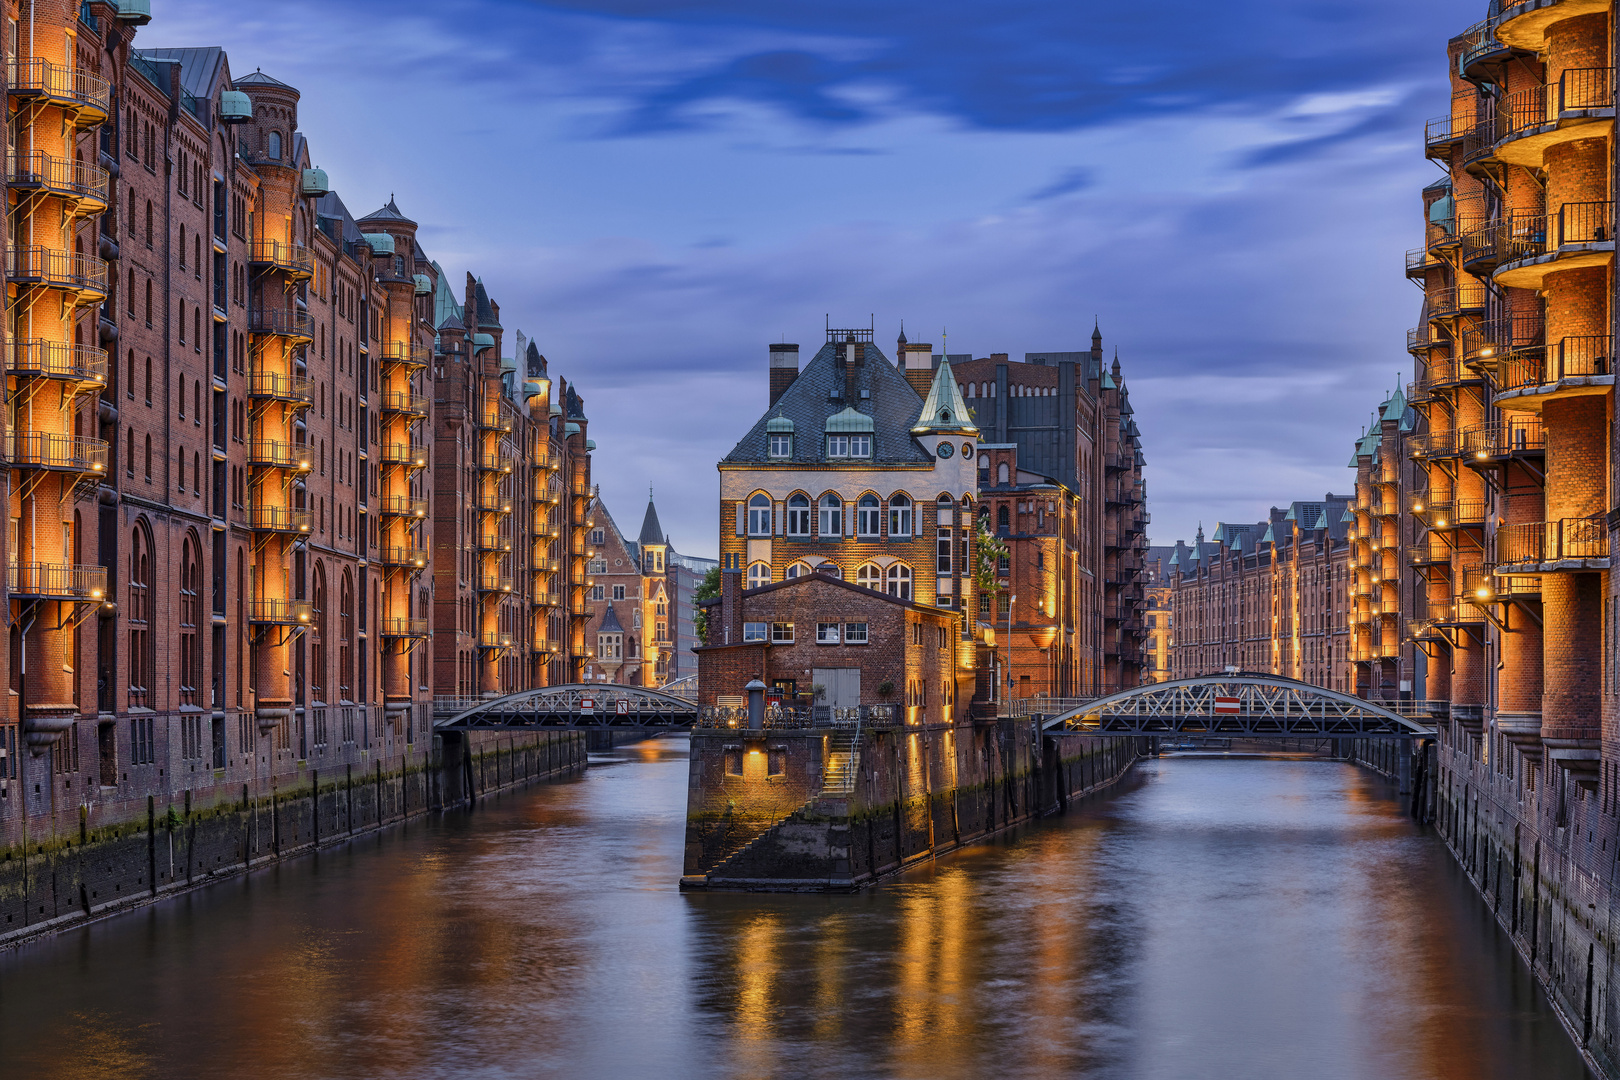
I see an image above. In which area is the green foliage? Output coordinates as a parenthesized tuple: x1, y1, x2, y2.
(877, 681, 895, 697)
(974, 521, 1009, 611)
(693, 565, 722, 644)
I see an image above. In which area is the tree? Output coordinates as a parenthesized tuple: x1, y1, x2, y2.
(974, 519, 1009, 616)
(693, 566, 721, 644)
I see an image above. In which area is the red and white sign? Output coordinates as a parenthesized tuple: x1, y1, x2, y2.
(579, 697, 596, 714)
(1213, 696, 1241, 715)
(616, 699, 629, 715)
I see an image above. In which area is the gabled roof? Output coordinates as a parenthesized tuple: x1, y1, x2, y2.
(638, 499, 666, 548)
(1380, 388, 1407, 423)
(432, 262, 465, 334)
(133, 47, 227, 99)
(473, 279, 501, 330)
(314, 191, 364, 246)
(912, 356, 978, 434)
(723, 340, 930, 465)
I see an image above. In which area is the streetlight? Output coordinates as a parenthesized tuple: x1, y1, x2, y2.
(1006, 593, 1017, 710)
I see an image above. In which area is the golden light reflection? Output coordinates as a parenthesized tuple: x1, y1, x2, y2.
(733, 912, 783, 1078)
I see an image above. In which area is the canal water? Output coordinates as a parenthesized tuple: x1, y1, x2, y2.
(0, 740, 1591, 1080)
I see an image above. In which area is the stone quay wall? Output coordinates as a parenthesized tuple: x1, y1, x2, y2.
(681, 720, 1140, 892)
(0, 728, 585, 949)
(1435, 724, 1620, 1079)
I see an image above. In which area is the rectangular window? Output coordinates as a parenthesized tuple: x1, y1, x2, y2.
(826, 435, 849, 458)
(771, 622, 794, 643)
(725, 749, 743, 776)
(591, 528, 604, 545)
(817, 622, 841, 645)
(768, 434, 791, 458)
(857, 502, 880, 538)
(844, 622, 869, 644)
(787, 502, 811, 536)
(743, 622, 768, 642)
(590, 585, 604, 601)
(937, 528, 952, 573)
(849, 434, 871, 458)
(767, 749, 786, 777)
(612, 585, 625, 601)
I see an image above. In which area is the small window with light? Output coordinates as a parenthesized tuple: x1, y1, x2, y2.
(816, 622, 841, 644)
(743, 622, 768, 642)
(771, 622, 794, 643)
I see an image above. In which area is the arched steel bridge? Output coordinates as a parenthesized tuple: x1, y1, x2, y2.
(1040, 675, 1437, 739)
(434, 684, 701, 732)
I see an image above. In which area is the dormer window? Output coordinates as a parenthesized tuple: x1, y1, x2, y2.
(769, 432, 792, 458)
(827, 435, 849, 458)
(850, 434, 871, 457)
(766, 414, 795, 459)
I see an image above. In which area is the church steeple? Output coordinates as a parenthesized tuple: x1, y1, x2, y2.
(1091, 319, 1103, 363)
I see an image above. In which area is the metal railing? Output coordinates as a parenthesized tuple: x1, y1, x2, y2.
(247, 598, 313, 624)
(378, 390, 430, 417)
(1495, 67, 1614, 144)
(474, 489, 511, 513)
(248, 440, 311, 470)
(7, 562, 107, 599)
(1407, 325, 1433, 353)
(6, 58, 111, 118)
(478, 632, 514, 650)
(1460, 417, 1545, 457)
(478, 574, 514, 594)
(477, 450, 516, 473)
(476, 409, 514, 432)
(1415, 500, 1487, 528)
(1498, 334, 1612, 392)
(247, 370, 316, 404)
(9, 431, 107, 472)
(378, 342, 431, 368)
(378, 443, 428, 467)
(1424, 110, 1477, 151)
(378, 546, 430, 569)
(248, 505, 313, 534)
(5, 150, 109, 206)
(248, 307, 314, 339)
(381, 617, 430, 637)
(476, 534, 512, 553)
(6, 339, 107, 383)
(6, 245, 106, 296)
(1426, 281, 1489, 320)
(248, 240, 313, 277)
(1497, 516, 1609, 566)
(1460, 313, 1544, 365)
(377, 495, 428, 518)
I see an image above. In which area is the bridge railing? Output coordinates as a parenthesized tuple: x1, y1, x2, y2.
(694, 703, 901, 729)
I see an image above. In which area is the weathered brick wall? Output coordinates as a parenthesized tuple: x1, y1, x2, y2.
(0, 728, 584, 947)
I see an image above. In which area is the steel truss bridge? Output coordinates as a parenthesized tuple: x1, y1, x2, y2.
(434, 684, 701, 732)
(1040, 675, 1437, 740)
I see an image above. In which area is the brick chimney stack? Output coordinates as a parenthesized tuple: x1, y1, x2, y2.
(769, 344, 800, 407)
(902, 342, 935, 397)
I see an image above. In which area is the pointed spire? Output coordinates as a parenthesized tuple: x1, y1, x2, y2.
(912, 354, 978, 435)
(638, 494, 666, 548)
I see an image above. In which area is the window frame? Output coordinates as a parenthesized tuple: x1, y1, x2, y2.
(743, 622, 768, 643)
(816, 622, 841, 645)
(844, 622, 869, 645)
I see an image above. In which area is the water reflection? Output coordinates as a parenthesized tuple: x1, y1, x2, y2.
(0, 744, 1591, 1080)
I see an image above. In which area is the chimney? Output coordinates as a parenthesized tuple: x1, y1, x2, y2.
(991, 352, 1009, 363)
(769, 343, 800, 407)
(902, 342, 934, 397)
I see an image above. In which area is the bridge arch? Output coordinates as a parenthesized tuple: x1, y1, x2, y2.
(1043, 674, 1435, 739)
(435, 683, 701, 731)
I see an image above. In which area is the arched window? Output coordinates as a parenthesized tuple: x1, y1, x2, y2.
(144, 434, 152, 480)
(194, 381, 202, 424)
(746, 562, 771, 590)
(997, 462, 1009, 485)
(785, 561, 813, 580)
(814, 562, 842, 579)
(747, 492, 772, 536)
(179, 537, 199, 705)
(888, 494, 912, 538)
(179, 224, 187, 268)
(193, 451, 201, 494)
(856, 494, 880, 538)
(997, 505, 1010, 532)
(786, 493, 811, 537)
(856, 563, 882, 591)
(128, 527, 151, 708)
(268, 131, 282, 160)
(886, 563, 913, 601)
(125, 428, 135, 476)
(144, 278, 152, 325)
(340, 571, 354, 702)
(144, 200, 153, 247)
(144, 356, 152, 403)
(819, 493, 842, 537)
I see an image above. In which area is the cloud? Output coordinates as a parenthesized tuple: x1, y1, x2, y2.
(1028, 167, 1095, 201)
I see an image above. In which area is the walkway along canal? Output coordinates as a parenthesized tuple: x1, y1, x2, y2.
(0, 737, 1591, 1079)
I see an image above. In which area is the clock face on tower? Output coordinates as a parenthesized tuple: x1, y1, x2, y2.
(937, 443, 954, 459)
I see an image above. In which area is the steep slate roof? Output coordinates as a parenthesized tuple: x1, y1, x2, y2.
(432, 262, 465, 332)
(638, 499, 666, 548)
(473, 279, 501, 330)
(133, 47, 227, 98)
(723, 341, 931, 465)
(599, 604, 625, 634)
(314, 191, 366, 246)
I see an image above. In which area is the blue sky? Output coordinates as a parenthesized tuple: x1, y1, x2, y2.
(151, 0, 1476, 557)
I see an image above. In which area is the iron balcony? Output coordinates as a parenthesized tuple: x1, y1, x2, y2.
(1496, 516, 1610, 572)
(5, 58, 111, 125)
(379, 546, 430, 570)
(377, 496, 428, 519)
(378, 443, 428, 468)
(478, 632, 514, 650)
(478, 573, 515, 594)
(5, 150, 109, 214)
(379, 342, 432, 369)
(248, 440, 313, 471)
(7, 562, 107, 601)
(247, 598, 313, 625)
(248, 307, 315, 340)
(248, 240, 314, 280)
(381, 618, 431, 638)
(6, 245, 107, 302)
(248, 505, 314, 535)
(247, 370, 316, 406)
(1494, 334, 1612, 403)
(9, 432, 107, 474)
(6, 339, 107, 386)
(379, 391, 430, 418)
